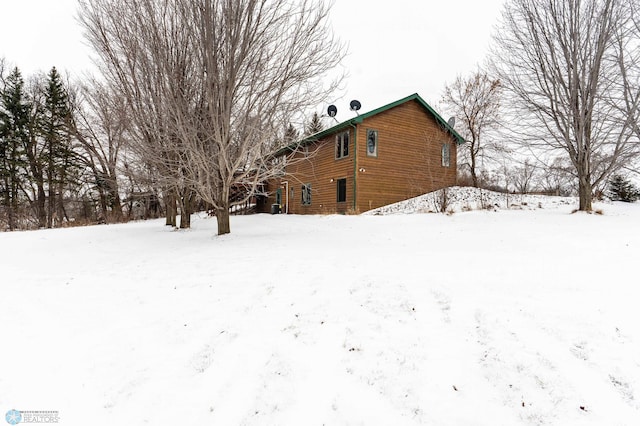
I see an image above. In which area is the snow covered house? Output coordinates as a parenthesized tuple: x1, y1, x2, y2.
(256, 93, 465, 214)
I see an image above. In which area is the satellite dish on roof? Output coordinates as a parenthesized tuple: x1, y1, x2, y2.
(327, 104, 339, 123)
(447, 116, 456, 129)
(350, 100, 362, 113)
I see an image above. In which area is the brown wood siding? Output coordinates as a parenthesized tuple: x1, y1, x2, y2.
(355, 100, 457, 212)
(283, 130, 355, 214)
(257, 99, 458, 214)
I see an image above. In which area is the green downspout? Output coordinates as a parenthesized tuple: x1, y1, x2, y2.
(350, 122, 358, 212)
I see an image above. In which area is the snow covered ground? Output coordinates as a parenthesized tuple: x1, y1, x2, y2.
(1, 190, 639, 425)
(366, 186, 577, 215)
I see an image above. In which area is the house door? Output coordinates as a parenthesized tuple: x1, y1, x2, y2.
(276, 188, 282, 206)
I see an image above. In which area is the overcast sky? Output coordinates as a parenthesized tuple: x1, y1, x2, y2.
(0, 0, 505, 122)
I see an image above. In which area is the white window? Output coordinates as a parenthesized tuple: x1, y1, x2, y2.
(335, 131, 349, 159)
(441, 143, 451, 167)
(366, 129, 378, 157)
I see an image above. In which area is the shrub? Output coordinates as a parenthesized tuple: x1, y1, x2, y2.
(607, 175, 639, 202)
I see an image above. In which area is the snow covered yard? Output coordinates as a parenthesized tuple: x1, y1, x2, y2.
(1, 195, 640, 425)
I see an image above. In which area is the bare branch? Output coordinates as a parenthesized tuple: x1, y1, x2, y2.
(491, 0, 640, 210)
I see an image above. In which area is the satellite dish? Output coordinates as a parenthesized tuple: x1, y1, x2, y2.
(350, 100, 361, 112)
(447, 116, 456, 128)
(327, 105, 337, 117)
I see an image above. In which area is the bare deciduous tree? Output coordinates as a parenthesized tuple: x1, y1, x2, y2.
(539, 157, 576, 196)
(441, 70, 502, 188)
(72, 79, 127, 222)
(79, 0, 344, 234)
(512, 159, 537, 194)
(79, 0, 193, 228)
(492, 0, 640, 211)
(616, 0, 640, 153)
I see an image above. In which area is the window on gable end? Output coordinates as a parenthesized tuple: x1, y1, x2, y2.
(366, 129, 378, 157)
(335, 131, 349, 159)
(441, 143, 451, 167)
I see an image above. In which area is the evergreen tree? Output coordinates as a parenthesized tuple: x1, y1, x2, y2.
(607, 175, 639, 202)
(283, 123, 300, 144)
(41, 67, 77, 227)
(0, 67, 30, 230)
(305, 111, 324, 136)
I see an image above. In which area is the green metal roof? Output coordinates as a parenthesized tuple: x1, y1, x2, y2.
(274, 93, 465, 156)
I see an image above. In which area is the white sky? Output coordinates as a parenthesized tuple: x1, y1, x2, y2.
(0, 0, 505, 121)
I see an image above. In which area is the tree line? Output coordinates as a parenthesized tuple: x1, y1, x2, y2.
(0, 62, 331, 233)
(4, 0, 639, 233)
(77, 0, 343, 235)
(2, 0, 340, 233)
(440, 0, 640, 209)
(0, 61, 181, 231)
(1, 64, 97, 230)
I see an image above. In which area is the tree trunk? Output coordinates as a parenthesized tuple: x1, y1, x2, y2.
(47, 169, 55, 228)
(471, 168, 479, 188)
(578, 178, 593, 211)
(3, 182, 14, 231)
(576, 155, 593, 211)
(57, 182, 68, 224)
(112, 192, 123, 221)
(216, 205, 230, 235)
(179, 209, 191, 228)
(36, 184, 46, 228)
(165, 192, 177, 226)
(47, 189, 54, 228)
(178, 189, 193, 229)
(470, 144, 479, 188)
(25, 134, 47, 228)
(98, 188, 109, 223)
(107, 166, 123, 222)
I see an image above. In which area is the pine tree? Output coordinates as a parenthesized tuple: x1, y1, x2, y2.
(0, 67, 30, 230)
(607, 175, 639, 202)
(305, 112, 324, 136)
(42, 67, 77, 227)
(284, 123, 300, 144)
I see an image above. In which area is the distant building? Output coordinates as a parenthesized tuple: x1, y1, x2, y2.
(257, 93, 465, 214)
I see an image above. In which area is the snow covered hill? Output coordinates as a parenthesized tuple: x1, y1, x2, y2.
(1, 194, 639, 425)
(367, 186, 577, 215)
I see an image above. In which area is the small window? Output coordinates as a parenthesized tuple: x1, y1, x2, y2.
(272, 155, 285, 176)
(335, 131, 349, 159)
(336, 178, 347, 203)
(302, 184, 312, 205)
(366, 129, 378, 157)
(441, 143, 451, 167)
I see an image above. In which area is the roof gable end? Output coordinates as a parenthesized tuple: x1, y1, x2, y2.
(275, 93, 464, 157)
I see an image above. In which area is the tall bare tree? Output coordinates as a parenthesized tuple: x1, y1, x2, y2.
(79, 0, 189, 227)
(441, 70, 502, 188)
(79, 0, 344, 234)
(72, 79, 127, 222)
(616, 0, 640, 150)
(492, 0, 640, 211)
